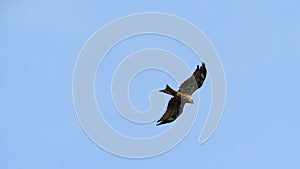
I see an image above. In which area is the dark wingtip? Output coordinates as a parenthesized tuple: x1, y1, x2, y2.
(197, 62, 206, 69)
(156, 121, 167, 126)
(156, 120, 162, 126)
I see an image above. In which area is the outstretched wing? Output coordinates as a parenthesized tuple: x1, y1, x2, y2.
(156, 97, 186, 126)
(179, 63, 207, 95)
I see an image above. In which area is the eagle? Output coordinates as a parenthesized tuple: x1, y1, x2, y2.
(156, 63, 207, 126)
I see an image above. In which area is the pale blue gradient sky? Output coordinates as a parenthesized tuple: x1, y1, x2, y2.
(1, 0, 300, 168)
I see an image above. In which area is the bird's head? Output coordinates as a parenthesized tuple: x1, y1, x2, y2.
(188, 98, 194, 104)
(182, 94, 194, 104)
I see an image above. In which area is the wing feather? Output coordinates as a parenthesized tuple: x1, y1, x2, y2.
(179, 63, 207, 95)
(156, 97, 186, 126)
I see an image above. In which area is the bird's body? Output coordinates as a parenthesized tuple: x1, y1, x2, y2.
(156, 63, 207, 126)
(159, 85, 194, 103)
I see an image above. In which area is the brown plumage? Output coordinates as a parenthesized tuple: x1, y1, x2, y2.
(156, 63, 207, 126)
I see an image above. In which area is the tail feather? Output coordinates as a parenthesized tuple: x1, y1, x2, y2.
(159, 85, 177, 96)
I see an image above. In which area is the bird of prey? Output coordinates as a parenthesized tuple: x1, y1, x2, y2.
(156, 63, 207, 126)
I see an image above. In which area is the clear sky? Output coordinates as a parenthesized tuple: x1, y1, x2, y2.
(1, 0, 300, 168)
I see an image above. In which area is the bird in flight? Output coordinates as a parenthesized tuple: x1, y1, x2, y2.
(156, 63, 207, 126)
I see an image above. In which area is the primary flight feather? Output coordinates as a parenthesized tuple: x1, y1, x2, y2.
(156, 63, 207, 126)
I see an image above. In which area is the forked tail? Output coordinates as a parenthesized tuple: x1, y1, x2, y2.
(159, 85, 178, 96)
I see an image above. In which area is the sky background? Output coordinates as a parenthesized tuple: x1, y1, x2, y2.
(1, 0, 300, 168)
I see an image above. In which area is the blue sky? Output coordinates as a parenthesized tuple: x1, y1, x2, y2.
(1, 0, 300, 168)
